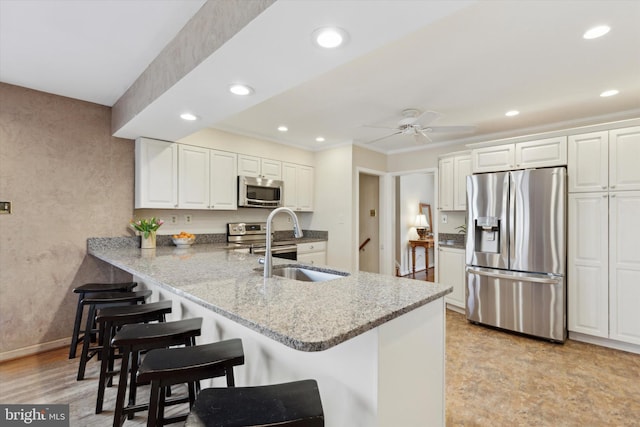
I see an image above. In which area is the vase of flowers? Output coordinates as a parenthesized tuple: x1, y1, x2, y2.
(130, 217, 164, 249)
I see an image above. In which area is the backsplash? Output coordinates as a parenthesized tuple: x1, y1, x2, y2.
(438, 232, 466, 249)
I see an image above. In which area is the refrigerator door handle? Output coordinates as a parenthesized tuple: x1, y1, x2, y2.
(466, 267, 561, 284)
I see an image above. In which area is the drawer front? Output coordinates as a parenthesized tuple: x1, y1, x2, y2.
(297, 241, 327, 254)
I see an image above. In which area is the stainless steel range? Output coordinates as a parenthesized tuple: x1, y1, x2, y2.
(227, 222, 298, 260)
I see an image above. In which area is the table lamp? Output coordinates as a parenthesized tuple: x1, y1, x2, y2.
(414, 213, 429, 240)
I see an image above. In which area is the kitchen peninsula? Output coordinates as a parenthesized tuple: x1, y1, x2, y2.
(88, 239, 452, 426)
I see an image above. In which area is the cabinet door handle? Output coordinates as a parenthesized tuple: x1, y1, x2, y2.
(611, 194, 616, 198)
(602, 194, 607, 198)
(610, 185, 616, 189)
(602, 185, 607, 189)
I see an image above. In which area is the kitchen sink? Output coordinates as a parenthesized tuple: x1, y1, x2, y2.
(262, 265, 349, 282)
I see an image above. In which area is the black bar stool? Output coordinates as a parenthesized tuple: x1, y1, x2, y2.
(137, 339, 245, 426)
(69, 282, 137, 358)
(94, 299, 174, 414)
(111, 317, 203, 427)
(76, 290, 152, 381)
(185, 380, 324, 427)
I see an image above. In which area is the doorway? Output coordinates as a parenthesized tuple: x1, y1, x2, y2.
(394, 171, 436, 279)
(358, 172, 380, 273)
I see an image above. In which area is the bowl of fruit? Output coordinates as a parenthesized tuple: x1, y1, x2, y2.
(172, 231, 196, 248)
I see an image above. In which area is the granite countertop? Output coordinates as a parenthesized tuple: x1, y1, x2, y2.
(88, 242, 452, 352)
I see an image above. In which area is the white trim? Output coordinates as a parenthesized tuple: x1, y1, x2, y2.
(0, 337, 70, 362)
(569, 332, 640, 355)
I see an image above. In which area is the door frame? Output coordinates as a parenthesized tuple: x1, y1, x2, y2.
(355, 167, 386, 273)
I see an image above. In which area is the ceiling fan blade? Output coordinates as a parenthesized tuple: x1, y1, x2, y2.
(417, 130, 433, 143)
(362, 124, 399, 130)
(365, 131, 402, 144)
(415, 110, 441, 126)
(426, 125, 476, 133)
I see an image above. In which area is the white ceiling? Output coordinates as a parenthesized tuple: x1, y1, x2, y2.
(2, 0, 639, 154)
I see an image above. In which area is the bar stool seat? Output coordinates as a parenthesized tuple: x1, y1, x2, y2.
(94, 299, 174, 414)
(137, 339, 245, 426)
(111, 317, 203, 427)
(185, 380, 324, 427)
(69, 282, 137, 359)
(76, 290, 152, 381)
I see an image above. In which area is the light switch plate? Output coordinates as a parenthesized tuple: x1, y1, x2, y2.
(0, 201, 11, 214)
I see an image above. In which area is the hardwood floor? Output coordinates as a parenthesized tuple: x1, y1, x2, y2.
(1, 310, 638, 426)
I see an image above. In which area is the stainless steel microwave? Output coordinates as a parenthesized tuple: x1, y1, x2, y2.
(238, 176, 283, 208)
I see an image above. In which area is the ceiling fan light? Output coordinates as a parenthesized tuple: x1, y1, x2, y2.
(583, 25, 610, 40)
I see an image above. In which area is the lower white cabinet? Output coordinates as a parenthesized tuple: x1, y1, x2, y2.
(297, 241, 327, 266)
(568, 191, 640, 345)
(438, 247, 465, 310)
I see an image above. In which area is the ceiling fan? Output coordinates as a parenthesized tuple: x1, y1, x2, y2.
(364, 109, 475, 144)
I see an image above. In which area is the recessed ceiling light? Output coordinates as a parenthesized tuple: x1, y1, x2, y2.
(600, 89, 619, 97)
(505, 110, 520, 117)
(315, 136, 325, 142)
(583, 25, 610, 39)
(312, 27, 348, 49)
(180, 113, 198, 121)
(229, 84, 254, 96)
(277, 126, 288, 132)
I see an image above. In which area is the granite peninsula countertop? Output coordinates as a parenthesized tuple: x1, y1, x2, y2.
(88, 242, 452, 352)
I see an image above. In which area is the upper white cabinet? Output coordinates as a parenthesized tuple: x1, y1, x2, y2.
(283, 163, 314, 212)
(610, 127, 640, 192)
(135, 138, 178, 209)
(238, 154, 282, 179)
(568, 126, 640, 193)
(568, 131, 609, 192)
(439, 152, 470, 211)
(136, 138, 237, 210)
(472, 136, 567, 173)
(178, 145, 237, 210)
(209, 150, 238, 210)
(178, 145, 210, 209)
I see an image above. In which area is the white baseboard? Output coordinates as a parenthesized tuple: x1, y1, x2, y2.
(568, 332, 640, 355)
(445, 304, 465, 315)
(0, 337, 71, 363)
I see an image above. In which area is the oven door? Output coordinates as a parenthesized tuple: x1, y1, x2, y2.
(252, 245, 297, 260)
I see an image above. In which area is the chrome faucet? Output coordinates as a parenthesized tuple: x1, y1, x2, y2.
(263, 207, 303, 278)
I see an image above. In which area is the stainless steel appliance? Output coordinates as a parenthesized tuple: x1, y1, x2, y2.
(465, 167, 567, 342)
(238, 176, 283, 208)
(227, 222, 297, 260)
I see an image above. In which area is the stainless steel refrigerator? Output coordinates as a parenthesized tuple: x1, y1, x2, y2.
(465, 167, 567, 342)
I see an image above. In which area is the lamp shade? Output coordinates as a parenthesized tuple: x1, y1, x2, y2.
(414, 214, 429, 228)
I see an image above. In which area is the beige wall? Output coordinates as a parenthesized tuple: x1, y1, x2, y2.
(0, 83, 134, 358)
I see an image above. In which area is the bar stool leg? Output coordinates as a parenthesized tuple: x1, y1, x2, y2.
(69, 294, 85, 359)
(77, 304, 96, 380)
(113, 348, 131, 427)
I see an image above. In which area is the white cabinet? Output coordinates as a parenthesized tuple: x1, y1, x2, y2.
(238, 154, 282, 179)
(297, 241, 327, 266)
(569, 191, 640, 345)
(178, 146, 238, 210)
(439, 247, 465, 310)
(568, 127, 640, 193)
(568, 131, 609, 192)
(283, 163, 314, 212)
(472, 136, 567, 173)
(610, 127, 640, 192)
(135, 138, 178, 209)
(609, 191, 640, 344)
(568, 193, 609, 337)
(178, 145, 210, 209)
(209, 150, 238, 210)
(439, 152, 470, 211)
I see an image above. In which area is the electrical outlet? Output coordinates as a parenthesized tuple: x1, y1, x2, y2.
(184, 215, 192, 224)
(441, 214, 448, 224)
(170, 215, 178, 224)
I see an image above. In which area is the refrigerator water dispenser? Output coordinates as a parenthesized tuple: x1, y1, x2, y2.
(474, 216, 500, 253)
